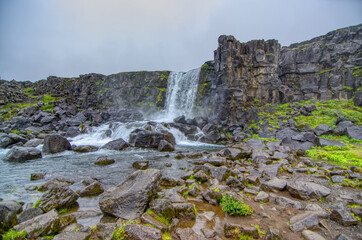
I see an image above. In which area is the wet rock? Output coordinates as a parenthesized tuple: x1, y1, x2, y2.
(224, 222, 259, 239)
(94, 156, 115, 165)
(102, 138, 129, 151)
(314, 124, 333, 136)
(289, 212, 319, 232)
(202, 190, 222, 205)
(42, 134, 71, 154)
(3, 146, 42, 162)
(265, 228, 283, 240)
(287, 180, 331, 200)
(124, 224, 161, 240)
(176, 228, 199, 240)
(158, 139, 175, 152)
(187, 152, 203, 158)
(260, 177, 287, 192)
(0, 200, 22, 231)
(346, 125, 362, 140)
(173, 203, 196, 220)
(132, 160, 149, 170)
(53, 231, 91, 240)
(275, 196, 303, 210)
(99, 169, 161, 220)
(65, 127, 80, 138)
(24, 138, 43, 147)
(30, 173, 46, 181)
(330, 209, 359, 226)
(38, 186, 79, 212)
(13, 209, 61, 239)
(95, 223, 117, 240)
(17, 208, 44, 223)
(129, 129, 175, 149)
(78, 181, 104, 197)
(150, 199, 175, 222)
(8, 133, 27, 144)
(254, 191, 269, 202)
(301, 230, 326, 240)
(37, 177, 75, 192)
(73, 145, 99, 153)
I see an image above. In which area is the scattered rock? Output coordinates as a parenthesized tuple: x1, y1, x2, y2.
(102, 138, 129, 151)
(0, 201, 22, 231)
(173, 203, 196, 220)
(132, 160, 149, 170)
(287, 180, 331, 200)
(260, 177, 287, 192)
(275, 196, 303, 210)
(158, 139, 175, 152)
(23, 138, 43, 147)
(37, 186, 79, 212)
(42, 134, 71, 154)
(330, 209, 359, 226)
(345, 125, 362, 140)
(289, 212, 319, 232)
(254, 191, 269, 202)
(37, 177, 75, 192)
(94, 156, 115, 165)
(314, 124, 333, 136)
(3, 146, 42, 162)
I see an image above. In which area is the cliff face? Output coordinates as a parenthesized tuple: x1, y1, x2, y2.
(199, 24, 362, 124)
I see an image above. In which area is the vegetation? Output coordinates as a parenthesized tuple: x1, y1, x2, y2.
(318, 69, 332, 74)
(238, 234, 253, 240)
(162, 232, 173, 240)
(2, 229, 27, 240)
(58, 208, 69, 214)
(220, 195, 253, 216)
(112, 219, 139, 240)
(201, 63, 213, 71)
(146, 209, 170, 226)
(33, 198, 41, 208)
(24, 87, 34, 95)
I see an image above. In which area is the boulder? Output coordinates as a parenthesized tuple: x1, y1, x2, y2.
(289, 212, 319, 232)
(335, 121, 354, 135)
(245, 138, 266, 149)
(275, 196, 303, 210)
(13, 209, 61, 239)
(276, 128, 298, 141)
(124, 224, 162, 240)
(23, 138, 43, 147)
(99, 169, 161, 219)
(287, 180, 331, 200)
(42, 134, 71, 154)
(202, 190, 222, 205)
(78, 181, 104, 197)
(37, 177, 75, 192)
(301, 230, 326, 240)
(150, 199, 175, 222)
(38, 186, 79, 212)
(17, 208, 44, 223)
(317, 138, 345, 148)
(31, 173, 46, 181)
(158, 140, 175, 152)
(173, 203, 196, 220)
(345, 125, 362, 140)
(141, 212, 168, 232)
(8, 133, 27, 144)
(0, 201, 22, 231)
(330, 209, 359, 226)
(265, 228, 283, 240)
(73, 145, 99, 153)
(0, 133, 14, 148)
(53, 231, 91, 240)
(260, 178, 287, 192)
(129, 129, 175, 149)
(132, 160, 149, 170)
(3, 146, 42, 162)
(102, 138, 129, 151)
(314, 124, 333, 136)
(94, 156, 115, 165)
(354, 90, 362, 106)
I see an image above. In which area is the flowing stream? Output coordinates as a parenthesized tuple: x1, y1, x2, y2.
(0, 67, 222, 226)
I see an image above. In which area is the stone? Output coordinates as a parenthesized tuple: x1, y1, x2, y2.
(158, 139, 175, 152)
(17, 208, 44, 223)
(8, 133, 27, 144)
(53, 231, 91, 240)
(254, 191, 269, 202)
(78, 181, 104, 197)
(176, 228, 199, 240)
(314, 124, 333, 136)
(331, 175, 345, 183)
(346, 125, 362, 140)
(276, 128, 298, 141)
(317, 138, 345, 148)
(265, 228, 283, 240)
(226, 176, 244, 190)
(124, 224, 162, 240)
(301, 230, 326, 240)
(330, 209, 359, 226)
(99, 169, 161, 220)
(3, 146, 42, 162)
(336, 234, 353, 240)
(222, 148, 244, 160)
(13, 209, 61, 239)
(102, 138, 129, 151)
(160, 177, 177, 187)
(129, 129, 175, 149)
(173, 203, 196, 220)
(289, 212, 319, 232)
(0, 133, 14, 148)
(224, 222, 259, 239)
(245, 138, 266, 149)
(260, 178, 287, 192)
(38, 186, 79, 212)
(150, 198, 175, 222)
(335, 121, 354, 135)
(94, 156, 115, 165)
(141, 212, 168, 232)
(354, 90, 362, 106)
(202, 190, 222, 205)
(73, 145, 99, 153)
(275, 196, 303, 210)
(252, 150, 270, 163)
(287, 180, 331, 200)
(30, 173, 46, 181)
(42, 134, 71, 154)
(193, 170, 209, 182)
(37, 177, 75, 192)
(0, 201, 22, 231)
(132, 160, 149, 170)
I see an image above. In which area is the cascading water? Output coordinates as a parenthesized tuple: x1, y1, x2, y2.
(163, 68, 201, 121)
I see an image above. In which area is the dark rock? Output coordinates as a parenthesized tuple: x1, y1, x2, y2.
(335, 121, 354, 135)
(287, 180, 331, 200)
(150, 199, 175, 222)
(331, 175, 345, 183)
(38, 186, 79, 212)
(173, 203, 196, 220)
(336, 234, 353, 240)
(314, 124, 333, 136)
(292, 132, 317, 143)
(78, 181, 104, 197)
(226, 176, 244, 190)
(275, 196, 303, 210)
(17, 208, 44, 223)
(0, 133, 14, 148)
(160, 177, 177, 187)
(132, 160, 149, 170)
(354, 90, 362, 106)
(193, 170, 209, 182)
(346, 125, 362, 140)
(330, 209, 359, 226)
(37, 177, 75, 192)
(99, 169, 161, 219)
(224, 222, 259, 239)
(31, 173, 46, 181)
(202, 190, 222, 205)
(53, 231, 91, 240)
(3, 146, 42, 162)
(141, 212, 168, 232)
(129, 129, 175, 149)
(317, 138, 346, 147)
(124, 223, 162, 240)
(102, 138, 129, 151)
(174, 115, 186, 124)
(260, 178, 287, 192)
(73, 145, 99, 153)
(23, 138, 43, 147)
(65, 127, 80, 138)
(13, 209, 61, 239)
(42, 134, 71, 154)
(276, 128, 298, 141)
(158, 139, 175, 152)
(94, 156, 115, 165)
(289, 212, 319, 232)
(245, 138, 266, 149)
(0, 201, 22, 231)
(8, 133, 27, 144)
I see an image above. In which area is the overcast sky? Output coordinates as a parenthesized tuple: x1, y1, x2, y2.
(0, 0, 361, 82)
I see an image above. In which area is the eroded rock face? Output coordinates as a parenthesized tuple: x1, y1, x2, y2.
(99, 169, 161, 220)
(42, 134, 71, 154)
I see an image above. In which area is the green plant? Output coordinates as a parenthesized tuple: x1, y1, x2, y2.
(41, 104, 54, 111)
(2, 229, 27, 240)
(112, 220, 138, 239)
(91, 225, 97, 232)
(58, 208, 68, 214)
(343, 86, 353, 91)
(24, 87, 34, 95)
(11, 130, 22, 135)
(146, 209, 170, 226)
(162, 232, 173, 240)
(254, 224, 265, 236)
(348, 204, 361, 208)
(160, 74, 169, 80)
(220, 195, 253, 216)
(201, 63, 213, 71)
(318, 69, 332, 74)
(33, 198, 41, 208)
(239, 234, 253, 240)
(351, 212, 361, 222)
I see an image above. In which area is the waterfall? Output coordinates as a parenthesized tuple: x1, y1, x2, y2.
(164, 68, 201, 121)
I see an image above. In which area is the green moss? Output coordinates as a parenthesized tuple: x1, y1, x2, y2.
(220, 195, 253, 216)
(254, 225, 265, 236)
(343, 86, 353, 91)
(160, 74, 169, 80)
(352, 67, 362, 77)
(146, 209, 170, 226)
(11, 130, 22, 135)
(41, 104, 54, 112)
(58, 208, 68, 214)
(2, 229, 27, 240)
(201, 63, 213, 71)
(162, 232, 173, 240)
(24, 87, 34, 95)
(239, 234, 253, 240)
(42, 94, 58, 104)
(112, 219, 139, 239)
(318, 69, 332, 74)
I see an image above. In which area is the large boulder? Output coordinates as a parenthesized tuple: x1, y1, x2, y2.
(99, 169, 161, 220)
(287, 180, 331, 200)
(314, 124, 333, 136)
(17, 208, 44, 223)
(102, 138, 129, 151)
(42, 134, 71, 154)
(78, 181, 104, 197)
(3, 146, 42, 162)
(345, 126, 362, 141)
(0, 201, 23, 232)
(13, 209, 62, 239)
(38, 186, 79, 212)
(129, 129, 175, 149)
(0, 133, 14, 148)
(73, 145, 99, 153)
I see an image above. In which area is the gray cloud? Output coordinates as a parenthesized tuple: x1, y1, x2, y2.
(0, 0, 361, 81)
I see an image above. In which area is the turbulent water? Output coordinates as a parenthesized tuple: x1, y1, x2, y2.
(0, 67, 223, 226)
